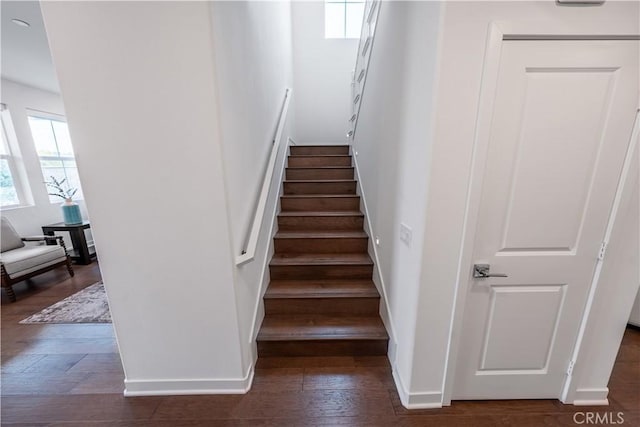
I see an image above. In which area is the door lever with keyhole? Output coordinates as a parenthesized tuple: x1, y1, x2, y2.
(473, 264, 508, 278)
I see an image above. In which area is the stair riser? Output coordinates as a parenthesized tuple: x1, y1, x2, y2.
(274, 237, 368, 254)
(257, 339, 388, 357)
(264, 297, 380, 316)
(278, 216, 364, 231)
(286, 168, 354, 180)
(288, 156, 352, 167)
(270, 264, 373, 280)
(284, 181, 356, 195)
(281, 197, 360, 211)
(290, 146, 349, 155)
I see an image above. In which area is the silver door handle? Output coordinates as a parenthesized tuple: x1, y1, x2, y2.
(473, 264, 508, 279)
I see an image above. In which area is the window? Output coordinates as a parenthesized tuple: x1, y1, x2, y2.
(0, 110, 21, 207)
(28, 114, 84, 202)
(325, 0, 365, 39)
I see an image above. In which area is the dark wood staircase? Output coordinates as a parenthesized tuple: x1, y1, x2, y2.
(257, 145, 388, 357)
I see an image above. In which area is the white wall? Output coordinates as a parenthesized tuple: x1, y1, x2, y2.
(209, 0, 294, 371)
(41, 1, 247, 395)
(292, 1, 358, 143)
(351, 1, 442, 406)
(1, 79, 91, 241)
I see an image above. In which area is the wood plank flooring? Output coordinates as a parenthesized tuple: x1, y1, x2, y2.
(2, 263, 638, 425)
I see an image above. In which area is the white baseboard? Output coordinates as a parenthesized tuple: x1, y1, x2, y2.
(392, 368, 443, 409)
(570, 387, 610, 406)
(123, 364, 255, 397)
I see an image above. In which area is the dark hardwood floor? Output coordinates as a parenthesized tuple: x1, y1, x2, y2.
(2, 263, 638, 426)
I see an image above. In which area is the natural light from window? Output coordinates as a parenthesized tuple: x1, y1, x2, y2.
(28, 115, 84, 203)
(325, 0, 365, 39)
(0, 115, 20, 207)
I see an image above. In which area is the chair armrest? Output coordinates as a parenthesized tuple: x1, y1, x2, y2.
(21, 236, 70, 256)
(22, 236, 61, 243)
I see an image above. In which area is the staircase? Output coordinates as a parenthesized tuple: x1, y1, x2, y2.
(257, 145, 388, 357)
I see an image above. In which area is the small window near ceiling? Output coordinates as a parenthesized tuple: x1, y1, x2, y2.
(325, 0, 365, 39)
(28, 113, 84, 203)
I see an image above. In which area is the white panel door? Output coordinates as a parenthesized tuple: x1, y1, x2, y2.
(453, 40, 639, 399)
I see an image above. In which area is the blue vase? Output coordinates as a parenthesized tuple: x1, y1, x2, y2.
(62, 198, 82, 225)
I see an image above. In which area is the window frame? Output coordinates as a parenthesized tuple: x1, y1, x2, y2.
(325, 0, 365, 40)
(27, 110, 84, 204)
(0, 106, 29, 209)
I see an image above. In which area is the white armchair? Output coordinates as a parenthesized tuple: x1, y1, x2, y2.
(1, 217, 74, 302)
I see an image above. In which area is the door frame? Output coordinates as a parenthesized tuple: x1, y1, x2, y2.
(442, 22, 640, 405)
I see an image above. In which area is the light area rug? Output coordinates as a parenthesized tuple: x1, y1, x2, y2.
(20, 282, 112, 324)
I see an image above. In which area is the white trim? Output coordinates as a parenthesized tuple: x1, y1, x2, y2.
(571, 388, 610, 406)
(24, 108, 66, 122)
(561, 109, 640, 403)
(0, 108, 32, 207)
(123, 364, 255, 397)
(236, 88, 291, 266)
(443, 22, 506, 404)
(352, 150, 398, 363)
(393, 368, 443, 409)
(248, 136, 293, 341)
(349, 0, 382, 141)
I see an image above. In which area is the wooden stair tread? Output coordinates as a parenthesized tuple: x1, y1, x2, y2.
(259, 146, 385, 357)
(289, 154, 351, 157)
(275, 231, 367, 239)
(281, 194, 358, 199)
(258, 315, 387, 341)
(278, 210, 363, 217)
(265, 280, 379, 299)
(270, 253, 373, 266)
(286, 166, 353, 169)
(285, 179, 355, 183)
(291, 145, 350, 148)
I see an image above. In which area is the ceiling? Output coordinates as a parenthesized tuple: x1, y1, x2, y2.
(1, 1, 60, 93)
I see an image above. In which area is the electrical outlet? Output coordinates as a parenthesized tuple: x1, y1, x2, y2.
(355, 150, 358, 156)
(400, 223, 412, 247)
(375, 236, 380, 246)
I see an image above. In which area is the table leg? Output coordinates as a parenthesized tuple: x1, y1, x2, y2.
(69, 228, 92, 265)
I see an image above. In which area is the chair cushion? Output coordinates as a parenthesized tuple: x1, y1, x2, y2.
(1, 245, 66, 277)
(1, 217, 24, 253)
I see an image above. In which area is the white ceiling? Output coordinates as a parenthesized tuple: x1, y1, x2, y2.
(2, 1, 60, 93)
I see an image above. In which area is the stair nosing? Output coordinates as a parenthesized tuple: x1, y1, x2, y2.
(290, 145, 350, 148)
(257, 316, 387, 341)
(288, 154, 351, 158)
(286, 167, 354, 171)
(274, 231, 368, 239)
(270, 254, 373, 267)
(284, 180, 356, 184)
(280, 194, 359, 199)
(278, 210, 363, 217)
(265, 281, 380, 299)
(265, 293, 379, 299)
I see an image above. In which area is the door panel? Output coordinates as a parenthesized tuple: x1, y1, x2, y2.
(501, 68, 616, 252)
(454, 40, 638, 399)
(481, 285, 565, 371)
